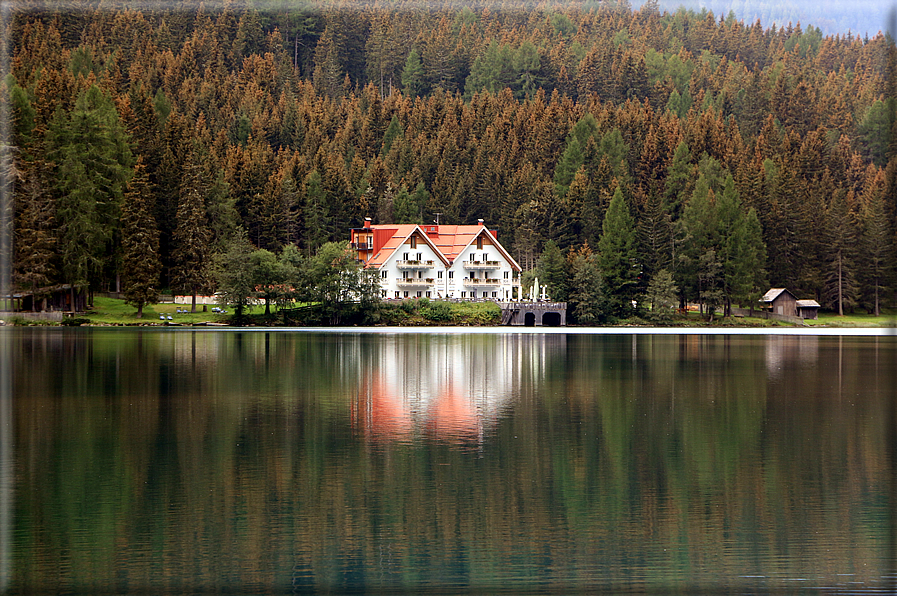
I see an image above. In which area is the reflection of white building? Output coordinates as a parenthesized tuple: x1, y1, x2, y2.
(349, 219, 522, 301)
(351, 334, 564, 444)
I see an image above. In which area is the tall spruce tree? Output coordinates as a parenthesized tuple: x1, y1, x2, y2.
(47, 85, 133, 305)
(120, 158, 161, 317)
(171, 150, 212, 312)
(664, 140, 693, 220)
(13, 159, 57, 301)
(676, 174, 718, 310)
(567, 244, 609, 324)
(823, 191, 858, 315)
(597, 186, 639, 316)
(858, 188, 894, 315)
(643, 269, 679, 323)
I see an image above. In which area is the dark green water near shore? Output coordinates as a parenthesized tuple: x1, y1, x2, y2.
(4, 328, 896, 594)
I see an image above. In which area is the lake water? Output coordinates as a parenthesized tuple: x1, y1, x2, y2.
(2, 327, 895, 594)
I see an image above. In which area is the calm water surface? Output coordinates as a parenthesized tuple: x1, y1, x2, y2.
(3, 327, 895, 594)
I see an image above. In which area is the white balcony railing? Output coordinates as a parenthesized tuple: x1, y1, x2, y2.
(462, 278, 502, 287)
(463, 260, 502, 270)
(396, 278, 433, 288)
(395, 260, 435, 269)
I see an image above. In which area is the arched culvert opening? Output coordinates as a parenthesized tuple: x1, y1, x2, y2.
(542, 312, 562, 327)
(524, 312, 536, 327)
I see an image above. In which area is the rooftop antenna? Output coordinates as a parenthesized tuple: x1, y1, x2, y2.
(434, 212, 442, 225)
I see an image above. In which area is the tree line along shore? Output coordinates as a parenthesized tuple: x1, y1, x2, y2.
(6, 0, 896, 324)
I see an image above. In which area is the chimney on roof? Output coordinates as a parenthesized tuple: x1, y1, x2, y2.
(478, 219, 485, 226)
(364, 217, 371, 229)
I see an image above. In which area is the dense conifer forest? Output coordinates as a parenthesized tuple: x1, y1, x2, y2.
(5, 0, 897, 320)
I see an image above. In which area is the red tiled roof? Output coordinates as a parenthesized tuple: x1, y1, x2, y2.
(359, 224, 521, 271)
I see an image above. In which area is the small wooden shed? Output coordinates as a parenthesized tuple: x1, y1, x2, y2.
(796, 299, 820, 320)
(761, 288, 798, 317)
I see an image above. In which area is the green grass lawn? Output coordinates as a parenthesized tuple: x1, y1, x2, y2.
(84, 296, 236, 325)
(804, 310, 897, 327)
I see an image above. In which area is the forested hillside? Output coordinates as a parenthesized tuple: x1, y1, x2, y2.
(6, 0, 897, 318)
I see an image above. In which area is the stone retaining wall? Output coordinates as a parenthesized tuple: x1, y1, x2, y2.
(0, 311, 64, 323)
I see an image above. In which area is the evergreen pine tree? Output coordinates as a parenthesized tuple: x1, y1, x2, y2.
(597, 186, 639, 316)
(823, 191, 858, 315)
(401, 48, 426, 98)
(664, 140, 693, 220)
(859, 188, 894, 315)
(121, 158, 161, 317)
(567, 244, 609, 324)
(47, 85, 133, 304)
(535, 239, 568, 301)
(643, 269, 679, 323)
(303, 169, 330, 252)
(171, 150, 212, 312)
(13, 159, 57, 302)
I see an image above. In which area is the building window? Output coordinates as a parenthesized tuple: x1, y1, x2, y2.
(367, 236, 373, 249)
(438, 271, 443, 279)
(410, 236, 417, 248)
(381, 270, 388, 279)
(403, 291, 408, 298)
(426, 291, 431, 298)
(403, 252, 409, 261)
(395, 291, 400, 298)
(483, 253, 488, 261)
(416, 291, 422, 297)
(381, 290, 387, 297)
(471, 291, 476, 298)
(492, 292, 497, 298)
(470, 253, 475, 261)
(461, 291, 466, 298)
(477, 237, 483, 249)
(504, 271, 509, 279)
(416, 252, 422, 261)
(402, 271, 408, 279)
(417, 271, 422, 279)
(448, 271, 454, 279)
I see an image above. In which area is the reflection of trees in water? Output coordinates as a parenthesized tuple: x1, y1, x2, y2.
(10, 330, 894, 593)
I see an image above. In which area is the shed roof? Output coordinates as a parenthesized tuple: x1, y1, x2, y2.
(795, 299, 820, 308)
(761, 288, 797, 303)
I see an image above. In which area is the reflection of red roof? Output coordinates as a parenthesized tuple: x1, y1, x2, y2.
(354, 377, 413, 441)
(424, 384, 481, 441)
(355, 378, 491, 445)
(356, 224, 521, 271)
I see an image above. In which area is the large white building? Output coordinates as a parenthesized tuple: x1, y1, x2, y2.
(349, 219, 522, 300)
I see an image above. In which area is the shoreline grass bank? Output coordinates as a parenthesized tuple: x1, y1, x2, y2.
(3, 297, 895, 328)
